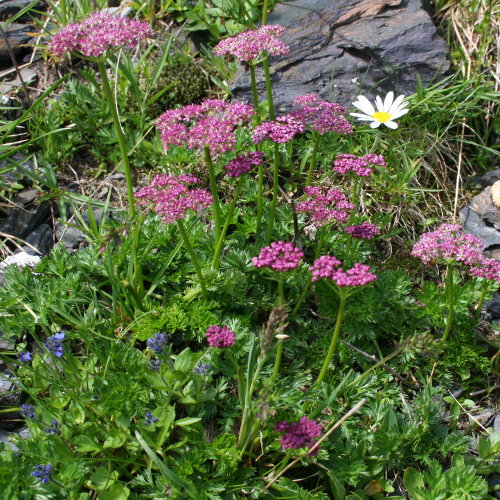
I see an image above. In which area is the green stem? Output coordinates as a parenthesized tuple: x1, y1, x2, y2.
(213, 177, 244, 270)
(97, 60, 135, 220)
(204, 146, 221, 245)
(305, 132, 321, 187)
(262, 55, 275, 121)
(176, 219, 208, 299)
(442, 263, 455, 343)
(265, 142, 280, 244)
(261, 0, 269, 24)
(256, 161, 264, 236)
(475, 279, 489, 321)
(229, 351, 245, 408)
(249, 63, 260, 123)
(313, 293, 347, 388)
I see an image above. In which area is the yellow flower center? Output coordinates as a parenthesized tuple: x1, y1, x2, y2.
(372, 111, 391, 122)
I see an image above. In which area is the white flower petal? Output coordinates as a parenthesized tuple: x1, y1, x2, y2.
(375, 95, 384, 112)
(352, 96, 375, 115)
(383, 120, 398, 129)
(350, 113, 375, 121)
(389, 94, 406, 113)
(370, 120, 381, 128)
(383, 91, 394, 112)
(390, 108, 409, 120)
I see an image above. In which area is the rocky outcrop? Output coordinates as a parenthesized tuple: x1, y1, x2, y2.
(231, 0, 450, 111)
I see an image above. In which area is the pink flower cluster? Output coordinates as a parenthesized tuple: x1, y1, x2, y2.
(275, 417, 322, 452)
(469, 256, 500, 282)
(135, 174, 212, 224)
(334, 153, 386, 177)
(49, 12, 153, 58)
(252, 241, 304, 272)
(223, 151, 265, 178)
(296, 186, 354, 226)
(411, 224, 483, 265)
(213, 25, 288, 62)
(309, 256, 377, 286)
(206, 325, 236, 348)
(252, 114, 306, 144)
(157, 99, 254, 155)
(291, 94, 353, 135)
(345, 221, 381, 240)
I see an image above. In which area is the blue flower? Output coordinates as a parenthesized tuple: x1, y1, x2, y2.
(146, 333, 169, 354)
(32, 464, 52, 484)
(193, 362, 210, 375)
(44, 332, 65, 357)
(18, 351, 32, 362)
(20, 404, 35, 419)
(45, 419, 61, 435)
(149, 358, 162, 371)
(145, 411, 158, 424)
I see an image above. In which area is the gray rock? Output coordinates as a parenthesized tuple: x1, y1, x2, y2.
(0, 153, 34, 185)
(0, 23, 33, 63)
(494, 415, 500, 433)
(0, 202, 50, 239)
(471, 169, 500, 187)
(23, 223, 53, 256)
(55, 221, 86, 250)
(489, 473, 500, 499)
(0, 371, 21, 431)
(485, 294, 500, 320)
(459, 206, 500, 252)
(231, 0, 450, 111)
(0, 0, 45, 22)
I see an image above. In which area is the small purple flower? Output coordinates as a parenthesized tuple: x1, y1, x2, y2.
(310, 256, 377, 286)
(18, 351, 32, 362)
(146, 333, 170, 354)
(333, 153, 386, 177)
(145, 411, 158, 424)
(252, 241, 304, 272)
(223, 152, 265, 178)
(49, 12, 153, 58)
(194, 362, 211, 375)
(275, 417, 322, 453)
(214, 25, 288, 62)
(45, 419, 61, 435)
(469, 255, 500, 281)
(32, 464, 53, 484)
(411, 224, 483, 266)
(43, 332, 65, 357)
(21, 404, 35, 419)
(344, 222, 381, 240)
(135, 175, 213, 224)
(206, 325, 236, 348)
(296, 186, 354, 226)
(252, 114, 305, 144)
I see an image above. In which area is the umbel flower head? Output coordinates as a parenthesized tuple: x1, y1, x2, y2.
(223, 151, 265, 178)
(252, 241, 304, 272)
(135, 174, 213, 224)
(213, 25, 288, 62)
(334, 153, 386, 177)
(205, 325, 236, 348)
(252, 114, 306, 144)
(275, 417, 322, 452)
(469, 255, 500, 282)
(310, 256, 377, 287)
(157, 99, 254, 155)
(411, 223, 483, 265)
(345, 221, 381, 240)
(351, 91, 409, 129)
(291, 94, 353, 135)
(49, 12, 153, 58)
(296, 186, 354, 226)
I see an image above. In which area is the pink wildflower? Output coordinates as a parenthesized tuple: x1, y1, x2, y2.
(223, 152, 265, 178)
(275, 417, 322, 453)
(205, 325, 236, 348)
(310, 256, 377, 286)
(345, 222, 381, 240)
(49, 12, 153, 58)
(411, 224, 483, 265)
(252, 241, 303, 272)
(334, 153, 386, 177)
(157, 99, 254, 155)
(296, 186, 354, 226)
(469, 255, 500, 281)
(290, 94, 353, 135)
(135, 174, 212, 224)
(213, 25, 288, 62)
(252, 114, 306, 144)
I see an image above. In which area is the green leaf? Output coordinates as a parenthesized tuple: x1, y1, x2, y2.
(174, 348, 193, 372)
(73, 435, 101, 453)
(403, 467, 425, 495)
(175, 417, 201, 427)
(327, 471, 346, 500)
(103, 429, 127, 449)
(89, 467, 118, 492)
(99, 483, 130, 500)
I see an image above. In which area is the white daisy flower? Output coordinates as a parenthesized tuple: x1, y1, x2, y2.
(350, 91, 409, 129)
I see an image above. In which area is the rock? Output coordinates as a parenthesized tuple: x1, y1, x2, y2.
(231, 0, 450, 111)
(470, 187, 500, 230)
(471, 169, 500, 187)
(475, 409, 495, 427)
(485, 294, 500, 320)
(0, 153, 34, 185)
(0, 334, 15, 351)
(0, 428, 19, 451)
(0, 202, 50, 239)
(23, 223, 53, 256)
(0, 371, 21, 431)
(459, 206, 500, 252)
(0, 251, 41, 269)
(0, 23, 34, 64)
(55, 221, 86, 250)
(0, 0, 45, 22)
(494, 415, 500, 433)
(489, 473, 500, 499)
